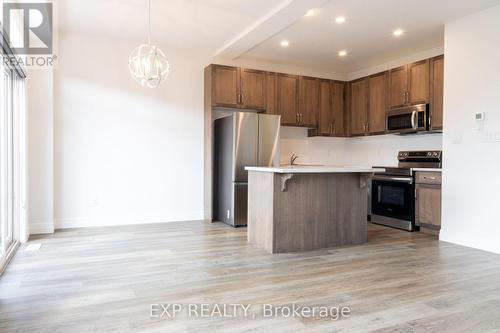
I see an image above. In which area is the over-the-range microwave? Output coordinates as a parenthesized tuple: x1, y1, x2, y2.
(386, 104, 429, 134)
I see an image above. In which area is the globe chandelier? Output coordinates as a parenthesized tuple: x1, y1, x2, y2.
(128, 0, 170, 88)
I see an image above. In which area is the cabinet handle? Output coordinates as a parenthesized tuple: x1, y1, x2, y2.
(240, 94, 244, 104)
(332, 120, 336, 135)
(423, 176, 437, 180)
(299, 113, 303, 125)
(405, 91, 409, 104)
(296, 113, 299, 125)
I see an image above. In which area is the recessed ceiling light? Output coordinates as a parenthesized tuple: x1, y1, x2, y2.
(338, 50, 347, 57)
(280, 40, 290, 47)
(335, 16, 346, 24)
(305, 9, 316, 17)
(393, 29, 404, 36)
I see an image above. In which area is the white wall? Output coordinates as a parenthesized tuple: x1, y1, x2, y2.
(440, 5, 500, 254)
(27, 69, 54, 234)
(53, 32, 207, 228)
(280, 127, 442, 166)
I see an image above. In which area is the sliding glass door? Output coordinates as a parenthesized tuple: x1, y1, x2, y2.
(1, 67, 15, 258)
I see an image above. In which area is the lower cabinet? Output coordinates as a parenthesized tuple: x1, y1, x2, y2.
(415, 172, 442, 235)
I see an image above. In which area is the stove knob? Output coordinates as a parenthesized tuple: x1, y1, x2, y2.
(433, 152, 438, 157)
(427, 152, 432, 156)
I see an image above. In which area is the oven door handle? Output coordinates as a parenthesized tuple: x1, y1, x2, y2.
(372, 175, 413, 184)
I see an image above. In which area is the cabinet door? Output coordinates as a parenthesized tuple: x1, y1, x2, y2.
(331, 81, 346, 136)
(317, 79, 333, 135)
(367, 72, 387, 134)
(277, 74, 299, 125)
(430, 55, 444, 130)
(265, 72, 278, 115)
(212, 65, 239, 107)
(416, 184, 442, 229)
(299, 76, 319, 128)
(408, 59, 430, 105)
(350, 79, 368, 136)
(240, 68, 266, 110)
(388, 65, 408, 108)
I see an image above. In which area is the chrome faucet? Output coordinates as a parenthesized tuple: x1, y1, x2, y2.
(290, 154, 299, 165)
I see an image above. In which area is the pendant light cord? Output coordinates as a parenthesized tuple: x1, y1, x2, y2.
(148, 0, 151, 45)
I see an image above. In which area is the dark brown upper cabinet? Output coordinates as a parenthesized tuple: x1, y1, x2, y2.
(331, 81, 346, 136)
(207, 55, 443, 138)
(277, 73, 299, 125)
(367, 72, 388, 134)
(298, 76, 319, 128)
(388, 65, 408, 108)
(408, 59, 430, 105)
(265, 72, 278, 115)
(430, 55, 444, 130)
(240, 68, 266, 110)
(211, 65, 266, 110)
(314, 80, 346, 136)
(212, 65, 240, 108)
(388, 60, 430, 109)
(350, 78, 368, 136)
(317, 79, 332, 135)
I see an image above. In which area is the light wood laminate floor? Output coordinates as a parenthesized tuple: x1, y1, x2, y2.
(1, 221, 500, 332)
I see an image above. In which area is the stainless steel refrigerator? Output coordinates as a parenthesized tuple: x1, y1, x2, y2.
(213, 112, 281, 227)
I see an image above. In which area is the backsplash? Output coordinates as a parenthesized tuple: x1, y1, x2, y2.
(280, 127, 443, 166)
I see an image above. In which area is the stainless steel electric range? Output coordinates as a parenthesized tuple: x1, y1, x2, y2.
(370, 150, 442, 231)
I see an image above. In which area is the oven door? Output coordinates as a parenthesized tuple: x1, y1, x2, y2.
(371, 176, 414, 222)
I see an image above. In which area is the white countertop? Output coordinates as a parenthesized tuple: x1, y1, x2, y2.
(245, 166, 385, 174)
(412, 168, 442, 172)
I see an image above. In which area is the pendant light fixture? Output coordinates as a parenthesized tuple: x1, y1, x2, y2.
(128, 0, 170, 88)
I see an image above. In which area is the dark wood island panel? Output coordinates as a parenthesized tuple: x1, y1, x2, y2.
(248, 171, 369, 253)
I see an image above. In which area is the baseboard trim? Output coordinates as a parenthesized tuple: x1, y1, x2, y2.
(29, 222, 55, 235)
(55, 214, 205, 230)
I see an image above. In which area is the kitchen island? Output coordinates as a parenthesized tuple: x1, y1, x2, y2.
(245, 166, 384, 253)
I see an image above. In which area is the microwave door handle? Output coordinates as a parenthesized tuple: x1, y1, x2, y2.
(411, 110, 417, 130)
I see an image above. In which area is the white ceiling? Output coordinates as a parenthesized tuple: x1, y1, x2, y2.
(58, 0, 500, 73)
(57, 0, 279, 52)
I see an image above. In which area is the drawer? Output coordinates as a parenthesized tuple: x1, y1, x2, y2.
(416, 172, 441, 185)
